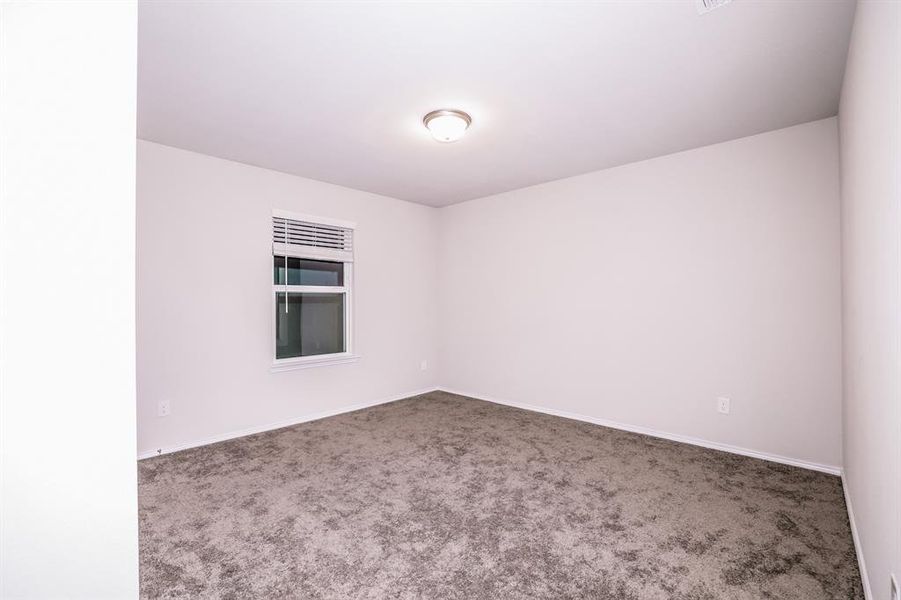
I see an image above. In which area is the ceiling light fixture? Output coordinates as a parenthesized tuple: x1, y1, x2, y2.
(423, 109, 472, 143)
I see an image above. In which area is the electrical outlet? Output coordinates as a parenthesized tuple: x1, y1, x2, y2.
(717, 397, 731, 415)
(420, 359, 428, 371)
(891, 573, 898, 600)
(157, 400, 171, 417)
(696, 0, 733, 15)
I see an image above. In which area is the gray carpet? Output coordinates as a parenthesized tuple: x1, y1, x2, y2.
(139, 391, 862, 599)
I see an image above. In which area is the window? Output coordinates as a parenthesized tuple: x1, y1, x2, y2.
(272, 211, 356, 370)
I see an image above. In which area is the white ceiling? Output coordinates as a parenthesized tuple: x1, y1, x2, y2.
(138, 1, 855, 207)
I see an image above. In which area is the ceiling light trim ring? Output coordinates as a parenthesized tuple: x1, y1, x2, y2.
(423, 109, 472, 128)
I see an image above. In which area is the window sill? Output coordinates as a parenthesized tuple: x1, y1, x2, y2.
(270, 353, 360, 373)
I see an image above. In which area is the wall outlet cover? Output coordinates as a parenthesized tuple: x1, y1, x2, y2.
(420, 360, 428, 371)
(157, 400, 171, 417)
(696, 0, 733, 15)
(717, 397, 731, 415)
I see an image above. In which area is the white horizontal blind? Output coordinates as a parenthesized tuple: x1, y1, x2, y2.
(272, 215, 354, 262)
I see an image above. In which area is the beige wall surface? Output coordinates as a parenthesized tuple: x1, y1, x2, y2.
(839, 1, 901, 597)
(439, 118, 843, 469)
(137, 141, 440, 456)
(1, 2, 140, 597)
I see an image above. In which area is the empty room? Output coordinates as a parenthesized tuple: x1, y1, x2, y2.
(1, 0, 899, 598)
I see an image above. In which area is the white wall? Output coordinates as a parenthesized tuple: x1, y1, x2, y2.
(838, 1, 901, 597)
(0, 2, 139, 598)
(137, 141, 439, 456)
(439, 118, 843, 470)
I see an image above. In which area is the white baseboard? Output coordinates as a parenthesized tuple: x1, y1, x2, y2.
(141, 385, 843, 475)
(841, 470, 872, 599)
(438, 387, 842, 476)
(137, 386, 439, 460)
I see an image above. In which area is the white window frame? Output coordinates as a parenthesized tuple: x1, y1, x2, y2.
(270, 210, 358, 372)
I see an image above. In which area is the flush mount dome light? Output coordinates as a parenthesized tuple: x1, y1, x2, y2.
(423, 109, 472, 143)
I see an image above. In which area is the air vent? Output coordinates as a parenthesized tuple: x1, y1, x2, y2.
(272, 214, 354, 262)
(697, 0, 733, 15)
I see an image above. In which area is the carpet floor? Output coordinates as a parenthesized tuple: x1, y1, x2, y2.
(139, 391, 863, 599)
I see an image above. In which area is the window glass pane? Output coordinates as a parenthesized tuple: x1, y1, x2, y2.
(273, 257, 343, 286)
(275, 293, 345, 359)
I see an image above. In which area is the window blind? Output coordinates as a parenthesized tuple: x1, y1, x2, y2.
(272, 215, 354, 262)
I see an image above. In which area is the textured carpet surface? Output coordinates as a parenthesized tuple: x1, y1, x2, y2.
(139, 391, 862, 599)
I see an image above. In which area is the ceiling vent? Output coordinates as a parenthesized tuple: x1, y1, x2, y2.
(696, 0, 733, 15)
